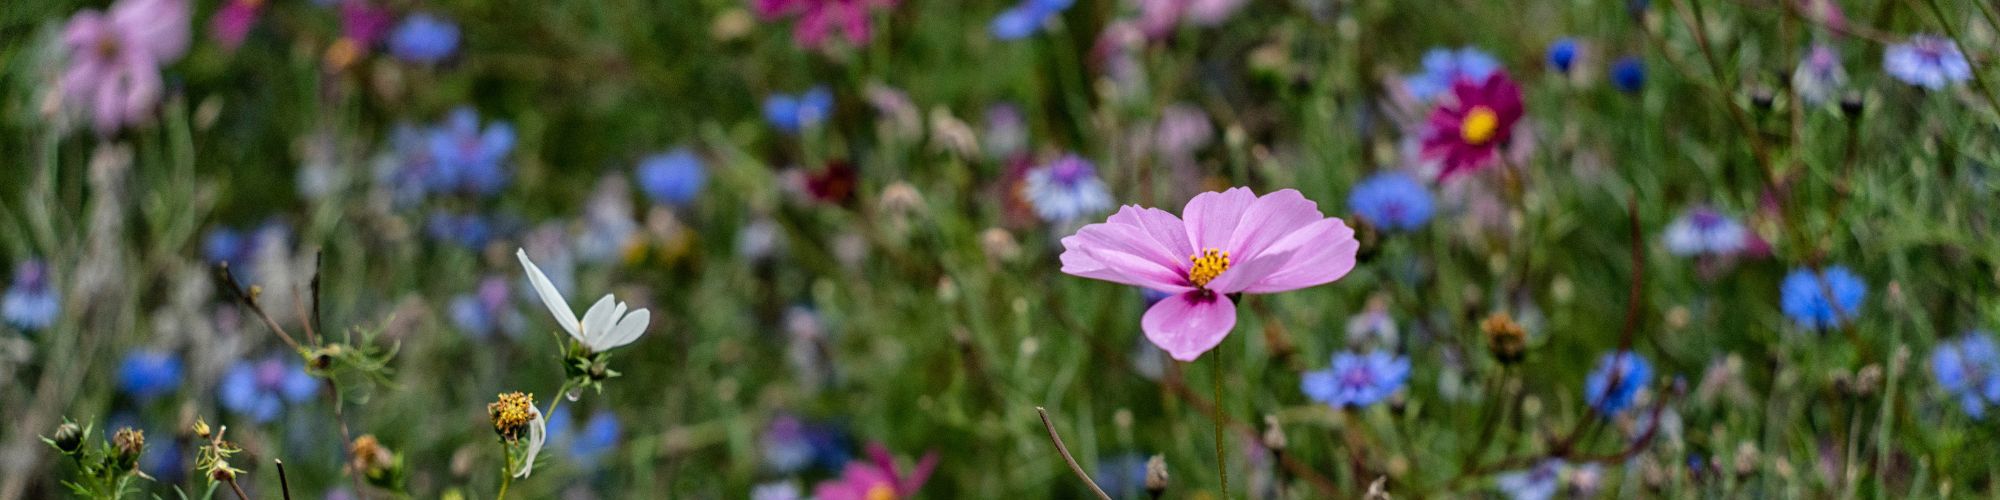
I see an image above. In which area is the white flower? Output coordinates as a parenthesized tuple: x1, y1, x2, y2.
(517, 248, 650, 353)
(514, 405, 547, 478)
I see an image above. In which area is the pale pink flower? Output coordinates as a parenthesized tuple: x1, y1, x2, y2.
(1060, 188, 1360, 360)
(58, 0, 189, 134)
(753, 0, 897, 50)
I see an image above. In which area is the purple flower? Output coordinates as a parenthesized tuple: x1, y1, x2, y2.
(1792, 44, 1847, 104)
(450, 276, 524, 340)
(1023, 155, 1113, 223)
(1494, 459, 1564, 500)
(1060, 188, 1361, 360)
(388, 12, 459, 64)
(57, 0, 190, 134)
(1930, 334, 2000, 419)
(982, 104, 1028, 159)
(1884, 35, 1971, 89)
(991, 0, 1072, 40)
(3, 260, 59, 332)
(1662, 206, 1749, 257)
(752, 0, 898, 50)
(209, 0, 262, 50)
(218, 356, 319, 423)
(1302, 350, 1410, 408)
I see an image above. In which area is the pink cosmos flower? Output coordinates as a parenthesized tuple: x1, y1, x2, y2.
(210, 0, 262, 51)
(58, 0, 190, 135)
(1060, 188, 1361, 360)
(752, 0, 897, 50)
(1420, 72, 1523, 180)
(812, 443, 937, 500)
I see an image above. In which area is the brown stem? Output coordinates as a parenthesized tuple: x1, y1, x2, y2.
(226, 478, 251, 500)
(214, 263, 303, 352)
(1036, 407, 1113, 500)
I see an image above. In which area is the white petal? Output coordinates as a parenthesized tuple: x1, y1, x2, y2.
(579, 295, 619, 349)
(516, 249, 580, 338)
(597, 308, 650, 351)
(514, 407, 546, 478)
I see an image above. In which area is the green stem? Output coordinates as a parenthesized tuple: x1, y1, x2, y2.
(497, 442, 515, 500)
(1210, 354, 1230, 497)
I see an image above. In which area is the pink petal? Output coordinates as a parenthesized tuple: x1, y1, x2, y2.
(62, 12, 109, 49)
(1059, 225, 1195, 293)
(121, 60, 162, 126)
(1181, 187, 1256, 251)
(1224, 189, 1324, 261)
(92, 71, 126, 134)
(1106, 205, 1194, 263)
(1204, 249, 1292, 294)
(1242, 218, 1358, 293)
(1141, 291, 1237, 361)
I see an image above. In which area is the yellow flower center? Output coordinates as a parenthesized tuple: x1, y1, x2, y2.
(1188, 249, 1231, 288)
(865, 484, 898, 500)
(488, 392, 536, 440)
(1460, 106, 1500, 145)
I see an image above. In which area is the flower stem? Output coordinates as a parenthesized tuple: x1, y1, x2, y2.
(1210, 354, 1230, 497)
(497, 446, 514, 500)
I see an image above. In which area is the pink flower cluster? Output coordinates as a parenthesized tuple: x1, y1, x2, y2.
(752, 0, 898, 50)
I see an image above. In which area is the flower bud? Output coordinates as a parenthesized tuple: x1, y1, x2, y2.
(49, 423, 83, 454)
(1481, 312, 1527, 364)
(1144, 455, 1169, 498)
(111, 428, 146, 472)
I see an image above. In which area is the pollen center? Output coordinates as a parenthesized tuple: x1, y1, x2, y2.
(1188, 248, 1231, 288)
(1460, 106, 1499, 145)
(865, 484, 897, 500)
(488, 392, 536, 441)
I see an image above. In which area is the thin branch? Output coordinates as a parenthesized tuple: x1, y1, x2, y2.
(1036, 407, 1113, 500)
(214, 262, 303, 352)
(225, 477, 251, 500)
(276, 459, 293, 500)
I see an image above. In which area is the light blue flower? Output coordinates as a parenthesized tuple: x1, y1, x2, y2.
(1662, 207, 1749, 257)
(1780, 265, 1866, 330)
(636, 148, 706, 206)
(1884, 35, 1971, 89)
(218, 356, 319, 423)
(1093, 453, 1150, 498)
(1404, 47, 1500, 101)
(547, 406, 622, 470)
(425, 107, 515, 197)
(3, 259, 58, 332)
(450, 276, 524, 340)
(1347, 172, 1434, 232)
(1494, 459, 1564, 500)
(1584, 350, 1650, 415)
(990, 0, 1073, 40)
(388, 13, 459, 64)
(1546, 38, 1578, 73)
(117, 350, 183, 401)
(764, 87, 834, 134)
(1301, 350, 1410, 408)
(1930, 334, 2000, 419)
(1023, 154, 1113, 223)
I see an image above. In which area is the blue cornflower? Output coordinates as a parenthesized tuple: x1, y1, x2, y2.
(1584, 350, 1650, 415)
(1301, 350, 1411, 408)
(1662, 207, 1749, 257)
(117, 350, 183, 401)
(425, 107, 515, 197)
(1780, 265, 1866, 330)
(3, 259, 59, 332)
(388, 13, 459, 64)
(450, 276, 523, 340)
(764, 87, 834, 134)
(1546, 38, 1578, 73)
(218, 356, 319, 423)
(636, 148, 707, 206)
(547, 407, 622, 469)
(1022, 154, 1113, 224)
(1611, 56, 1646, 93)
(1404, 47, 1501, 101)
(1347, 172, 1434, 232)
(1884, 35, 1972, 89)
(1494, 459, 1564, 500)
(1930, 334, 2000, 419)
(425, 211, 495, 250)
(760, 414, 851, 473)
(990, 0, 1073, 40)
(1093, 453, 1150, 498)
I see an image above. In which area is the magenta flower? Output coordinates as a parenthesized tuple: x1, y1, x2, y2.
(57, 0, 190, 134)
(753, 0, 897, 50)
(812, 443, 937, 500)
(210, 0, 262, 50)
(1060, 188, 1360, 360)
(1420, 72, 1523, 180)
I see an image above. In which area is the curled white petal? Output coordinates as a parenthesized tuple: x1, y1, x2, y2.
(517, 249, 580, 338)
(514, 406, 546, 478)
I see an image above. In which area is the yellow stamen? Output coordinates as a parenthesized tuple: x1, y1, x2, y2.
(488, 392, 536, 441)
(1460, 106, 1499, 145)
(1188, 248, 1231, 288)
(865, 484, 897, 500)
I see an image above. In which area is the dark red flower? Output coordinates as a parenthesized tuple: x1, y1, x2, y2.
(1421, 72, 1523, 180)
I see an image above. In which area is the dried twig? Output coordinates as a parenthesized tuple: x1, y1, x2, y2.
(1036, 407, 1113, 500)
